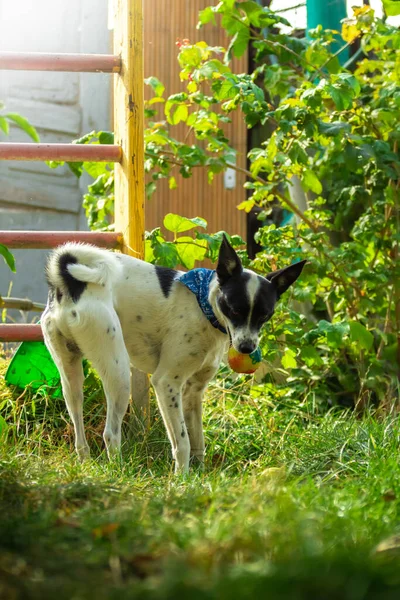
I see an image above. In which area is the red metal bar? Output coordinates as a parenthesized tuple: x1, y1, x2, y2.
(0, 52, 121, 73)
(0, 324, 43, 342)
(0, 143, 121, 162)
(0, 231, 123, 250)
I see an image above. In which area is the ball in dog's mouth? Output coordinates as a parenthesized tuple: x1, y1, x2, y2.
(228, 346, 262, 374)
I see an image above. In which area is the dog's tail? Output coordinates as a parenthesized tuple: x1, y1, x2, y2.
(46, 243, 122, 300)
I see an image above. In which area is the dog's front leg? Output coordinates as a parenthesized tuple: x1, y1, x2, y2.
(151, 371, 189, 473)
(183, 365, 218, 466)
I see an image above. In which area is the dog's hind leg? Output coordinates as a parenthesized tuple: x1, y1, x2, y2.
(42, 313, 89, 460)
(67, 304, 131, 460)
(151, 366, 190, 474)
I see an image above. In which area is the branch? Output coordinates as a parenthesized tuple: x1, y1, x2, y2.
(0, 296, 45, 312)
(310, 41, 352, 82)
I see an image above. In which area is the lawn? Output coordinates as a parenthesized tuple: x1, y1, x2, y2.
(1, 357, 400, 600)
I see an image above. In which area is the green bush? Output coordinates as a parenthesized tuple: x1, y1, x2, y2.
(49, 3, 400, 410)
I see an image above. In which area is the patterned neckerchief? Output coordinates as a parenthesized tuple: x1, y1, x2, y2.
(177, 268, 227, 335)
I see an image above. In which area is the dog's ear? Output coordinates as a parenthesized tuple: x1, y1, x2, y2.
(266, 259, 307, 298)
(216, 234, 243, 283)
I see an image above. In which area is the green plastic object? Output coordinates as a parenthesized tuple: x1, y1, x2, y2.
(306, 0, 348, 63)
(6, 340, 62, 397)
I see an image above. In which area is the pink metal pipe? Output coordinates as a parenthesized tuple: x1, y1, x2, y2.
(0, 143, 121, 162)
(0, 231, 123, 250)
(0, 324, 43, 342)
(0, 52, 121, 73)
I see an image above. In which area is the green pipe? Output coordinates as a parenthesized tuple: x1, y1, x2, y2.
(306, 0, 348, 62)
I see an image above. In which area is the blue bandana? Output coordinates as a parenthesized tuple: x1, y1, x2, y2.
(177, 268, 227, 335)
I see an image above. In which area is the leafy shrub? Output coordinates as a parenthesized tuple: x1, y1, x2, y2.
(48, 3, 400, 410)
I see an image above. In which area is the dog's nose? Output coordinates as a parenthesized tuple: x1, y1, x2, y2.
(238, 341, 256, 354)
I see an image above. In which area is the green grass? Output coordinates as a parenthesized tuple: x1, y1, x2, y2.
(1, 357, 400, 599)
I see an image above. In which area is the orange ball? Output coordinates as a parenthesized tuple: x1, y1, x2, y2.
(228, 346, 262, 374)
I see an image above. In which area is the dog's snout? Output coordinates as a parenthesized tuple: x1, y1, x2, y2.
(238, 341, 256, 354)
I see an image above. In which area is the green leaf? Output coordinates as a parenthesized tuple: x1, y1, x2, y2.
(98, 131, 114, 144)
(176, 236, 207, 269)
(0, 415, 8, 438)
(197, 6, 216, 27)
(82, 161, 111, 179)
(0, 244, 16, 272)
(73, 131, 97, 144)
(178, 46, 203, 70)
(163, 214, 207, 233)
(153, 241, 180, 268)
(349, 321, 374, 351)
(301, 169, 323, 195)
(145, 239, 155, 263)
(315, 320, 349, 348)
(145, 76, 165, 98)
(281, 348, 297, 370)
(5, 113, 39, 142)
(318, 120, 351, 137)
(226, 27, 250, 59)
(0, 116, 9, 135)
(169, 176, 177, 190)
(327, 85, 353, 111)
(382, 0, 400, 16)
(300, 346, 323, 367)
(171, 104, 188, 125)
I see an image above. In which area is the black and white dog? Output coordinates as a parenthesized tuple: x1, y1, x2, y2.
(42, 235, 305, 472)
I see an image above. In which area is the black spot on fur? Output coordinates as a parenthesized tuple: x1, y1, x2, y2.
(56, 288, 63, 303)
(71, 310, 77, 317)
(190, 352, 197, 357)
(136, 315, 142, 322)
(107, 327, 110, 334)
(180, 315, 184, 319)
(181, 430, 185, 438)
(66, 340, 81, 355)
(58, 253, 87, 303)
(115, 359, 119, 364)
(155, 266, 177, 298)
(187, 337, 192, 343)
(174, 375, 179, 380)
(102, 283, 105, 287)
(113, 327, 116, 332)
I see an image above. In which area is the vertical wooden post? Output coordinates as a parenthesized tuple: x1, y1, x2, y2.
(113, 0, 145, 257)
(114, 0, 149, 423)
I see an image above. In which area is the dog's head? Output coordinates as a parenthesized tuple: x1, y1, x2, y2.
(215, 235, 306, 354)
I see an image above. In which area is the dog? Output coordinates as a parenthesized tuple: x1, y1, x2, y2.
(42, 235, 306, 472)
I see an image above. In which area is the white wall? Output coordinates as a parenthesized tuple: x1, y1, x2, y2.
(0, 0, 111, 309)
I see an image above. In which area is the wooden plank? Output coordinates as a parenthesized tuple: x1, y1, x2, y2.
(7, 97, 82, 136)
(0, 52, 121, 73)
(0, 176, 83, 213)
(0, 324, 43, 342)
(113, 0, 149, 421)
(0, 231, 123, 249)
(0, 143, 121, 162)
